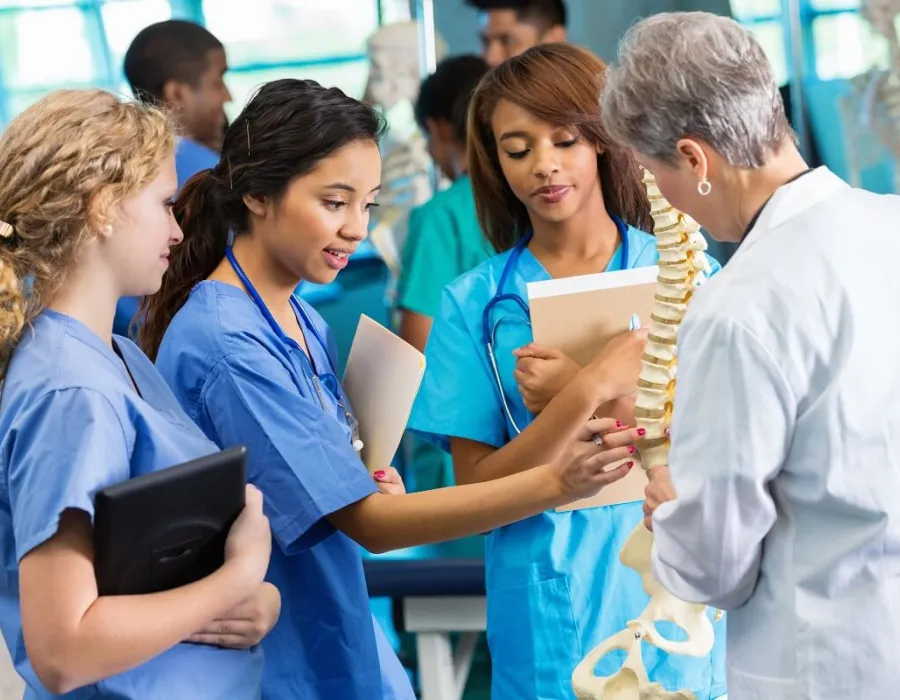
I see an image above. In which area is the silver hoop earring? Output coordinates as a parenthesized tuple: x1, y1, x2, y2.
(697, 178, 712, 196)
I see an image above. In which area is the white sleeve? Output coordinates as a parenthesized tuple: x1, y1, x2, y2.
(651, 313, 796, 609)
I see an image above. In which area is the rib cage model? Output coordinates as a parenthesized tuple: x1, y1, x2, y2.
(570, 170, 720, 700)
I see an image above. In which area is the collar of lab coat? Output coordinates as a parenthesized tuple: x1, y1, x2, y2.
(730, 166, 848, 265)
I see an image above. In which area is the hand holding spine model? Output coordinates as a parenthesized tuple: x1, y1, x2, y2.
(570, 170, 720, 700)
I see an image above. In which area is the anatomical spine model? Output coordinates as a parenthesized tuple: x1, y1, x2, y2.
(571, 170, 720, 700)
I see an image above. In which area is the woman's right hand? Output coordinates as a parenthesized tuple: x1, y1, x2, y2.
(224, 485, 272, 593)
(552, 418, 641, 502)
(582, 328, 648, 402)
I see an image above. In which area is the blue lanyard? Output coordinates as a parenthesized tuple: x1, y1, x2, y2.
(224, 246, 339, 394)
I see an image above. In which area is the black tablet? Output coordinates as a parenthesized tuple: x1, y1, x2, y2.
(93, 445, 247, 597)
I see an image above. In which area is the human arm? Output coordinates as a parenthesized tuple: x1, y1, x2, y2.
(21, 489, 269, 693)
(512, 344, 638, 425)
(204, 335, 638, 555)
(328, 419, 640, 552)
(648, 316, 794, 610)
(452, 328, 648, 486)
(187, 582, 282, 649)
(512, 343, 583, 415)
(8, 388, 271, 694)
(398, 310, 432, 354)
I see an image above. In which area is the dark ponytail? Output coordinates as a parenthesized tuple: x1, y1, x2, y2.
(139, 168, 227, 359)
(139, 78, 387, 360)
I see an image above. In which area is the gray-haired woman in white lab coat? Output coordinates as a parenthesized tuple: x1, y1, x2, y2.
(602, 11, 900, 700)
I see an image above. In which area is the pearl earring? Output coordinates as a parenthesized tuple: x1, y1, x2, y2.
(102, 224, 113, 237)
(697, 178, 712, 196)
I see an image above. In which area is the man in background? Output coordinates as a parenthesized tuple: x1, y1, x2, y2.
(124, 19, 232, 187)
(466, 0, 566, 67)
(116, 19, 231, 337)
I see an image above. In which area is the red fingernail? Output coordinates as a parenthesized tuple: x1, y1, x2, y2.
(626, 461, 634, 469)
(616, 420, 622, 427)
(637, 428, 646, 436)
(628, 446, 636, 454)
(374, 470, 385, 479)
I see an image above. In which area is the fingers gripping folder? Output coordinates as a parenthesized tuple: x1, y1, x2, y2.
(570, 171, 722, 700)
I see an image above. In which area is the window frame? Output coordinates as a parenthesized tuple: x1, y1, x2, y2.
(733, 0, 873, 82)
(0, 0, 391, 127)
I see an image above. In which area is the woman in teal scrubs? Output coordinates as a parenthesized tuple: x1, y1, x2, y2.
(407, 43, 727, 700)
(139, 78, 650, 700)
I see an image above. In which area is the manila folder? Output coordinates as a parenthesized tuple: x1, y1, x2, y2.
(342, 315, 426, 473)
(526, 266, 658, 511)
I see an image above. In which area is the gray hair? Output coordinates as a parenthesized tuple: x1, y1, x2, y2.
(602, 12, 792, 168)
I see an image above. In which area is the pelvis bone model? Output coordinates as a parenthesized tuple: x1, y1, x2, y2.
(570, 170, 721, 700)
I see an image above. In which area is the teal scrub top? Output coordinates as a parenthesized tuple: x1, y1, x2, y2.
(408, 225, 728, 700)
(397, 175, 493, 319)
(397, 175, 493, 491)
(0, 310, 264, 699)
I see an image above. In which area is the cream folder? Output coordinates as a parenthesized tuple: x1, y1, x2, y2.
(526, 266, 658, 511)
(342, 314, 426, 473)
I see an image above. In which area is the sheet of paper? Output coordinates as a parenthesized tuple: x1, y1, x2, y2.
(342, 315, 426, 472)
(527, 266, 658, 509)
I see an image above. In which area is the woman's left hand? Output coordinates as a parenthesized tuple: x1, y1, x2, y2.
(643, 466, 677, 531)
(188, 582, 281, 648)
(374, 467, 406, 495)
(513, 343, 582, 414)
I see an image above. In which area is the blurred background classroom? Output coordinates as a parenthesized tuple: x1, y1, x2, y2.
(1, 0, 898, 697)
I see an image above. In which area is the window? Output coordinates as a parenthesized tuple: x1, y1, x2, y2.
(806, 0, 889, 79)
(0, 0, 400, 127)
(730, 0, 891, 83)
(730, 0, 790, 85)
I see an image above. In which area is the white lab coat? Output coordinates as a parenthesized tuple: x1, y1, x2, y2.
(652, 166, 900, 700)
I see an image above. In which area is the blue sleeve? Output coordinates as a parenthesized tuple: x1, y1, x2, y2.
(202, 349, 378, 555)
(7, 389, 131, 562)
(408, 287, 508, 451)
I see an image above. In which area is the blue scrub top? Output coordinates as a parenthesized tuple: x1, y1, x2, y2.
(408, 225, 728, 700)
(175, 137, 220, 190)
(0, 310, 264, 699)
(155, 281, 415, 700)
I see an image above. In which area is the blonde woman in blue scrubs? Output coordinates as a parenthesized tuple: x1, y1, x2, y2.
(408, 43, 726, 700)
(0, 90, 275, 699)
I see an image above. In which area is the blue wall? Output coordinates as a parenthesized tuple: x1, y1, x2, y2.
(429, 0, 732, 60)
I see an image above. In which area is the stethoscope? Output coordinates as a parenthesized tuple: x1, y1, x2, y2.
(482, 216, 630, 436)
(224, 247, 364, 453)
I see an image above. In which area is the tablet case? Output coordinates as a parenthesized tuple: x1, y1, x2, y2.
(93, 445, 247, 596)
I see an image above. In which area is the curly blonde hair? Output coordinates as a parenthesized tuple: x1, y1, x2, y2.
(0, 89, 175, 375)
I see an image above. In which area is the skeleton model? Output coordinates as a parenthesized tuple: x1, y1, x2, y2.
(840, 0, 900, 189)
(571, 170, 720, 700)
(363, 21, 446, 278)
